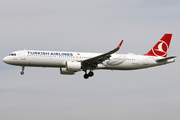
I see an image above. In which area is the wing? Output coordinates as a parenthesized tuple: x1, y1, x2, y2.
(81, 40, 124, 70)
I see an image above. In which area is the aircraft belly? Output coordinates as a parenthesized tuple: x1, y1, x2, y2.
(14, 57, 66, 67)
(31, 58, 65, 67)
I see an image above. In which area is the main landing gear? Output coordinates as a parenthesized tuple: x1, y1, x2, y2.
(20, 66, 25, 75)
(84, 70, 94, 79)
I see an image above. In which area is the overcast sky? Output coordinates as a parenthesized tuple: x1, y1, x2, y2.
(0, 0, 180, 120)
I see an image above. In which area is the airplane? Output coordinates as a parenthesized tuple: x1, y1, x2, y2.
(3, 34, 176, 79)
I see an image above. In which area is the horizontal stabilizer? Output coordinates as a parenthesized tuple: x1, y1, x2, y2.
(156, 56, 176, 62)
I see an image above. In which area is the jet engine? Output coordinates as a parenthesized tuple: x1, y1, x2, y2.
(60, 68, 75, 75)
(66, 61, 82, 71)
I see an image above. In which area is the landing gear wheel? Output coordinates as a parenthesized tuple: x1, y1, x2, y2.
(88, 71, 94, 77)
(84, 74, 89, 79)
(20, 71, 24, 75)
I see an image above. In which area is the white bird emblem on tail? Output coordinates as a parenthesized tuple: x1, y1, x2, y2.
(156, 42, 165, 53)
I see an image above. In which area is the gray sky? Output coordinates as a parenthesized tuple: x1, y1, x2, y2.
(0, 0, 180, 120)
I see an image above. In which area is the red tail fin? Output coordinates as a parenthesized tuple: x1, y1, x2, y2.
(144, 34, 172, 57)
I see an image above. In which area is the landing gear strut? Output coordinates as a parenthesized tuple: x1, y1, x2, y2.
(83, 70, 94, 79)
(20, 66, 25, 75)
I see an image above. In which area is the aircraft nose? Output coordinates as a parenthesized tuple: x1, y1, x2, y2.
(3, 56, 9, 63)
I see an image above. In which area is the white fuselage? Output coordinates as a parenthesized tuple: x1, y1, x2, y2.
(3, 34, 175, 79)
(3, 50, 174, 71)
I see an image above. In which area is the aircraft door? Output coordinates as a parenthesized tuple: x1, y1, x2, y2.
(21, 50, 26, 60)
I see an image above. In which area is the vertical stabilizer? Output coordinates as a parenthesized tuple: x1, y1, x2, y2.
(144, 34, 172, 57)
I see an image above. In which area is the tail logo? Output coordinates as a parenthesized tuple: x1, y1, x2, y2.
(152, 40, 168, 57)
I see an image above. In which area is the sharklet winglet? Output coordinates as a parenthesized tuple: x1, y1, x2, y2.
(116, 40, 124, 50)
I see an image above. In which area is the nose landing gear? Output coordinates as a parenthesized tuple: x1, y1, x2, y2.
(83, 70, 94, 79)
(20, 66, 25, 75)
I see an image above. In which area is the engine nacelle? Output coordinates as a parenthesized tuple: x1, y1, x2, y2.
(66, 61, 81, 72)
(60, 68, 75, 75)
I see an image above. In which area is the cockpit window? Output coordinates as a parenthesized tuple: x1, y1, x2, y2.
(9, 53, 16, 56)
